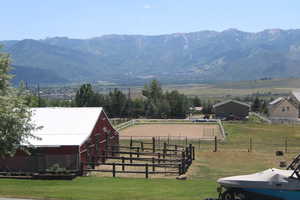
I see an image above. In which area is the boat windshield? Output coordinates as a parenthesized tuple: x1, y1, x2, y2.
(287, 153, 300, 179)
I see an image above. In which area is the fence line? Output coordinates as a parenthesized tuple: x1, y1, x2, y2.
(84, 137, 195, 178)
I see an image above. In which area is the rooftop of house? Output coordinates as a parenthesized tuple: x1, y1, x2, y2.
(213, 99, 250, 108)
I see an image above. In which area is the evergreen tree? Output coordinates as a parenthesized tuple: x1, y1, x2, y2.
(142, 79, 163, 103)
(192, 96, 202, 107)
(252, 97, 261, 112)
(75, 84, 95, 107)
(107, 89, 128, 117)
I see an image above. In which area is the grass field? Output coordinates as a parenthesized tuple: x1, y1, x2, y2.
(1, 122, 300, 200)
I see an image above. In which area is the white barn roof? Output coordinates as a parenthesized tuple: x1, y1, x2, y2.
(25, 107, 103, 146)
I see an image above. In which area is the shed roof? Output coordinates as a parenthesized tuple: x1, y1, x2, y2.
(25, 107, 103, 146)
(213, 100, 250, 108)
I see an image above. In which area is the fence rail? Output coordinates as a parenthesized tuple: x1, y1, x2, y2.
(84, 137, 195, 178)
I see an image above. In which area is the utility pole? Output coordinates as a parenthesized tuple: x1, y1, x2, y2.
(37, 83, 41, 107)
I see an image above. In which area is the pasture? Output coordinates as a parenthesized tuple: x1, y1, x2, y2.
(1, 122, 300, 200)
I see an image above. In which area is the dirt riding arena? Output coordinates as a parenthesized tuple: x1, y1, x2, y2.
(120, 123, 223, 140)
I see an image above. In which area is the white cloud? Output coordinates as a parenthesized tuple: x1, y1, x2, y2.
(143, 4, 151, 9)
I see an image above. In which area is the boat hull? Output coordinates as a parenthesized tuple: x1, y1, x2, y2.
(244, 188, 300, 200)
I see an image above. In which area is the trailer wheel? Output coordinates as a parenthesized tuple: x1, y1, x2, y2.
(221, 190, 234, 200)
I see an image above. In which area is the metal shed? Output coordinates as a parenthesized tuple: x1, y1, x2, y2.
(213, 100, 250, 120)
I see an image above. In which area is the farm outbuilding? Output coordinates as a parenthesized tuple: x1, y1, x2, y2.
(213, 100, 250, 120)
(0, 107, 118, 173)
(268, 97, 299, 122)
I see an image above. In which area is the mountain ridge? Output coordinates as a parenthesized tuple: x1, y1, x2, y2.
(2, 28, 300, 85)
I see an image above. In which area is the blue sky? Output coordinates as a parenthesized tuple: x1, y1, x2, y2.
(2, 0, 300, 40)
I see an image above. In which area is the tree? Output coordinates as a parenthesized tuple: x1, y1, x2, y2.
(166, 90, 189, 118)
(191, 96, 202, 107)
(107, 88, 128, 117)
(142, 80, 163, 103)
(0, 51, 38, 157)
(75, 84, 95, 107)
(252, 97, 261, 112)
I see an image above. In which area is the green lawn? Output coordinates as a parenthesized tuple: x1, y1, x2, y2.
(1, 122, 300, 200)
(0, 178, 216, 200)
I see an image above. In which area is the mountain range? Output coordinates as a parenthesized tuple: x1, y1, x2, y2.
(2, 28, 300, 85)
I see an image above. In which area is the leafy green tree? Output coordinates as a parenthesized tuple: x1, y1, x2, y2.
(0, 51, 39, 157)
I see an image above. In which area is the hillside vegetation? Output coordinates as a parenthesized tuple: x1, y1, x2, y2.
(2, 29, 300, 85)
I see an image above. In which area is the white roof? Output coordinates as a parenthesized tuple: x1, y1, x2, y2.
(269, 97, 284, 105)
(25, 107, 103, 146)
(292, 91, 300, 102)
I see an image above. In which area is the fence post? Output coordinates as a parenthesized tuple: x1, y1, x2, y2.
(214, 136, 218, 152)
(130, 136, 133, 149)
(112, 163, 116, 177)
(141, 142, 144, 152)
(145, 163, 149, 179)
(130, 152, 133, 164)
(152, 157, 155, 172)
(285, 137, 288, 153)
(137, 147, 140, 158)
(152, 137, 155, 153)
(178, 164, 182, 175)
(175, 145, 178, 155)
(158, 153, 161, 164)
(168, 135, 170, 144)
(101, 151, 105, 163)
(122, 157, 125, 171)
(192, 146, 195, 160)
(163, 142, 167, 163)
(185, 136, 188, 146)
(189, 144, 192, 163)
(185, 147, 189, 160)
(248, 137, 253, 152)
(158, 136, 161, 149)
(181, 151, 186, 173)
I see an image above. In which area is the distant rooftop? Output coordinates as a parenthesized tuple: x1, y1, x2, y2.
(269, 97, 284, 105)
(213, 99, 250, 108)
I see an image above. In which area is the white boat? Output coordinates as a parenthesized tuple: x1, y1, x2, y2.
(217, 154, 300, 200)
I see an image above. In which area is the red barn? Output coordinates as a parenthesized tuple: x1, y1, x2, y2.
(0, 107, 118, 173)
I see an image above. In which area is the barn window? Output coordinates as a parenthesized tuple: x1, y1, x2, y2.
(102, 127, 107, 132)
(282, 107, 285, 112)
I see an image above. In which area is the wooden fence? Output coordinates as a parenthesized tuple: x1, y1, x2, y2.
(83, 137, 195, 178)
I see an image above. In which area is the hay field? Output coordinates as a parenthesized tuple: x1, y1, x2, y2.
(119, 124, 222, 140)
